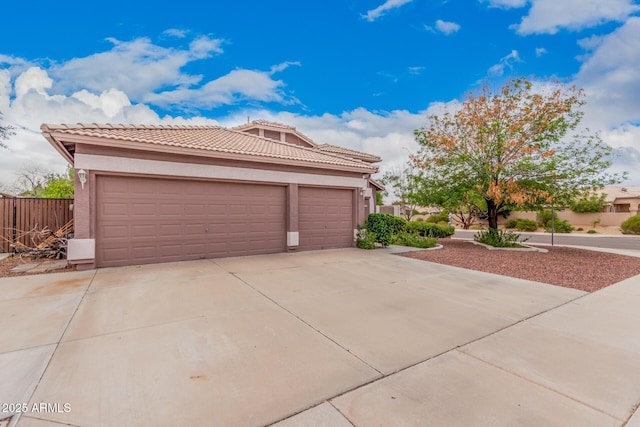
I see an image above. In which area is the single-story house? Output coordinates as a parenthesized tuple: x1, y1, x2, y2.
(601, 186, 640, 214)
(42, 120, 382, 269)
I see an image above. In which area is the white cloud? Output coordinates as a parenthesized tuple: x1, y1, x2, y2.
(143, 66, 297, 108)
(408, 66, 425, 75)
(50, 36, 224, 100)
(535, 47, 547, 57)
(14, 67, 53, 99)
(481, 0, 527, 8)
(514, 0, 639, 35)
(0, 69, 11, 111)
(575, 17, 640, 128)
(363, 0, 414, 22)
(0, 66, 219, 186)
(488, 50, 522, 76)
(435, 19, 461, 35)
(163, 29, 188, 38)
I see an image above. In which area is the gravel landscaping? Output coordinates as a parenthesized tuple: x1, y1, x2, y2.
(400, 238, 640, 292)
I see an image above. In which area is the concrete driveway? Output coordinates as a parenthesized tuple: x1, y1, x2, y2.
(1, 248, 639, 426)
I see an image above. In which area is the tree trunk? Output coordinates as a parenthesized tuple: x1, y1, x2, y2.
(486, 198, 498, 230)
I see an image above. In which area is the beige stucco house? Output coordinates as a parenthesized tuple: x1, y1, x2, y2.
(42, 120, 382, 269)
(601, 186, 640, 214)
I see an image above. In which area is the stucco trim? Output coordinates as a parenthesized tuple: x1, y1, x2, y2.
(74, 154, 368, 189)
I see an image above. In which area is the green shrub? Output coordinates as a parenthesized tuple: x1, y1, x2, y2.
(364, 213, 407, 246)
(621, 214, 640, 235)
(364, 214, 395, 246)
(415, 217, 424, 222)
(504, 218, 518, 229)
(394, 232, 437, 249)
(587, 229, 597, 234)
(355, 227, 376, 249)
(474, 229, 529, 248)
(515, 218, 538, 232)
(537, 210, 556, 227)
(406, 221, 455, 238)
(545, 219, 574, 233)
(390, 215, 408, 234)
(570, 194, 607, 213)
(426, 211, 449, 223)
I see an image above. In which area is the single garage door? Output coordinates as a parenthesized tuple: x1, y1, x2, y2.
(96, 176, 286, 267)
(298, 187, 354, 250)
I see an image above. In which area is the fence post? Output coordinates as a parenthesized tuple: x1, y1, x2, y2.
(12, 196, 17, 253)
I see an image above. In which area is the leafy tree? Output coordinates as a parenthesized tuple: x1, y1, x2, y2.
(12, 165, 74, 198)
(569, 193, 607, 213)
(413, 77, 623, 230)
(381, 166, 422, 221)
(375, 189, 384, 205)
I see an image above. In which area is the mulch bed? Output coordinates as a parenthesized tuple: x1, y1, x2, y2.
(400, 239, 640, 292)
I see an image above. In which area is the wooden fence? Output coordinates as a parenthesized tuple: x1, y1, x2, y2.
(0, 198, 74, 252)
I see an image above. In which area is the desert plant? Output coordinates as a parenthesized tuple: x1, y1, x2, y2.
(592, 217, 601, 228)
(587, 229, 597, 234)
(621, 214, 640, 235)
(546, 219, 574, 233)
(504, 218, 518, 229)
(537, 210, 557, 227)
(474, 229, 529, 248)
(394, 232, 437, 249)
(355, 226, 376, 249)
(515, 218, 538, 232)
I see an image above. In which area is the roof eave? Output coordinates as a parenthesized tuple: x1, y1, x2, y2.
(41, 126, 74, 165)
(46, 131, 377, 174)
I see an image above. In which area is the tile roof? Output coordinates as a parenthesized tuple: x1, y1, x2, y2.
(41, 123, 378, 173)
(600, 186, 640, 202)
(231, 119, 318, 147)
(317, 144, 382, 163)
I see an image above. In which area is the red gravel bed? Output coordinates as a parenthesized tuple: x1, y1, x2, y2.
(400, 239, 640, 292)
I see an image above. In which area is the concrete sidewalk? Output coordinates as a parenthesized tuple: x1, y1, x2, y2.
(0, 248, 638, 426)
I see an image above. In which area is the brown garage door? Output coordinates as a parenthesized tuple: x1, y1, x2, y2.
(96, 176, 286, 267)
(298, 187, 354, 250)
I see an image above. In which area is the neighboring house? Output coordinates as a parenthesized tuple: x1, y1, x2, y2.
(42, 121, 382, 269)
(600, 186, 640, 214)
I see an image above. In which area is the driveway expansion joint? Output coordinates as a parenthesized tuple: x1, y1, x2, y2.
(456, 348, 624, 422)
(228, 270, 385, 376)
(22, 269, 98, 413)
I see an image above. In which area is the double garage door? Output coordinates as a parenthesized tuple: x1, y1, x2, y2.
(96, 176, 354, 267)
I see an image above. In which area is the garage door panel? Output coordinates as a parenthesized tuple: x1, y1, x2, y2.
(299, 187, 354, 250)
(96, 176, 286, 267)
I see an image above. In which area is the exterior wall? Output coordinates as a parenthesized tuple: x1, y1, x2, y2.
(263, 129, 280, 141)
(284, 133, 313, 147)
(76, 144, 361, 178)
(379, 205, 401, 216)
(69, 148, 369, 269)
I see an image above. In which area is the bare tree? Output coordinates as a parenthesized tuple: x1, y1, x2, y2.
(11, 165, 52, 197)
(0, 113, 15, 149)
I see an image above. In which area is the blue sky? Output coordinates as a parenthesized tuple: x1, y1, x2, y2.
(1, 0, 639, 188)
